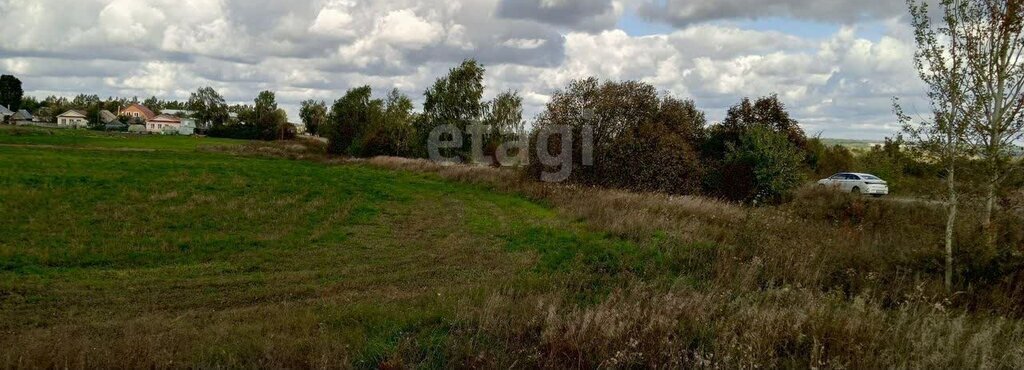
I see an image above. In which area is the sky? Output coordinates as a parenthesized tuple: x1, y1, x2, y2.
(0, 0, 928, 139)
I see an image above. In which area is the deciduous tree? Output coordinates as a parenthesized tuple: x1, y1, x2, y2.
(299, 99, 328, 136)
(326, 86, 376, 155)
(958, 0, 1024, 246)
(0, 75, 23, 112)
(253, 90, 284, 140)
(417, 59, 486, 160)
(187, 87, 229, 130)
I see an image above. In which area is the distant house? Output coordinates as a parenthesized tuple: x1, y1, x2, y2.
(98, 110, 126, 131)
(99, 110, 119, 124)
(119, 103, 156, 122)
(147, 114, 181, 134)
(0, 105, 13, 123)
(11, 110, 35, 125)
(162, 109, 197, 135)
(57, 110, 89, 128)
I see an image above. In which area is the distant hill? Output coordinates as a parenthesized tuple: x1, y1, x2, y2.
(820, 138, 884, 152)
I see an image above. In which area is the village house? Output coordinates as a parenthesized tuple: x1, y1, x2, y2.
(119, 103, 156, 122)
(100, 110, 127, 131)
(0, 105, 13, 123)
(11, 110, 35, 125)
(57, 110, 89, 128)
(99, 110, 118, 124)
(147, 114, 182, 134)
(162, 109, 197, 135)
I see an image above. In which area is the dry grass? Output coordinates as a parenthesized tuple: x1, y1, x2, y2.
(10, 134, 1019, 368)
(357, 155, 1024, 368)
(438, 286, 1024, 368)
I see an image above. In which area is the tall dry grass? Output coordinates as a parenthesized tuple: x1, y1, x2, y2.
(192, 145, 1024, 367)
(357, 155, 1024, 368)
(363, 156, 1023, 312)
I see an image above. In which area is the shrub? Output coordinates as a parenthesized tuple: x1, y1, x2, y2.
(806, 138, 856, 177)
(708, 127, 806, 204)
(207, 123, 260, 140)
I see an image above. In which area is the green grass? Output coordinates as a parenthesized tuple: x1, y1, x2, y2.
(6, 128, 1018, 367)
(0, 125, 243, 151)
(0, 128, 656, 367)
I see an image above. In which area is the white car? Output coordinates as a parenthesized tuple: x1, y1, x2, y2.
(817, 172, 889, 197)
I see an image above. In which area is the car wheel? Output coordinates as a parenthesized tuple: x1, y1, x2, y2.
(851, 187, 861, 195)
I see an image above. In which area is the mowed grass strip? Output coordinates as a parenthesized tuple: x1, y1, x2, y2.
(0, 141, 639, 367)
(0, 125, 244, 151)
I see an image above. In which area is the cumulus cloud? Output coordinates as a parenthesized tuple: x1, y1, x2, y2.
(375, 9, 445, 48)
(308, 0, 357, 38)
(0, 0, 926, 138)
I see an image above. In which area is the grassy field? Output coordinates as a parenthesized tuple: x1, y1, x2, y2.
(0, 126, 243, 151)
(0, 127, 654, 367)
(2, 127, 1023, 368)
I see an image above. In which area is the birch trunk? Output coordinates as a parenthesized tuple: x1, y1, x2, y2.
(945, 166, 958, 290)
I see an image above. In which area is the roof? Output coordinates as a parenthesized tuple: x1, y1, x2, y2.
(11, 110, 33, 120)
(58, 110, 87, 118)
(122, 103, 156, 120)
(0, 105, 12, 115)
(161, 109, 194, 116)
(99, 110, 118, 123)
(835, 172, 882, 178)
(149, 114, 181, 123)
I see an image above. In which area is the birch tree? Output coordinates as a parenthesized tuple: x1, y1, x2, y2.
(901, 0, 976, 289)
(962, 0, 1024, 246)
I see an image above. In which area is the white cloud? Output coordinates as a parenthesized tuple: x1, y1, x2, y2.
(98, 0, 166, 44)
(309, 0, 356, 38)
(0, 0, 927, 139)
(374, 9, 445, 49)
(502, 38, 547, 49)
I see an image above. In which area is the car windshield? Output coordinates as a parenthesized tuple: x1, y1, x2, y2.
(862, 175, 881, 180)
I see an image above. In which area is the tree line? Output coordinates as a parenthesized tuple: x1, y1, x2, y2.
(296, 60, 867, 204)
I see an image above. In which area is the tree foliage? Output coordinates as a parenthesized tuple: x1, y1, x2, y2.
(701, 95, 810, 203)
(527, 78, 707, 194)
(326, 86, 376, 154)
(0, 75, 23, 112)
(955, 0, 1024, 243)
(324, 87, 416, 157)
(187, 87, 230, 130)
(721, 127, 806, 204)
(416, 59, 486, 160)
(299, 99, 328, 136)
(253, 90, 283, 140)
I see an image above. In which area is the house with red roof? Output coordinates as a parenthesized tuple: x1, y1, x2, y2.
(119, 103, 156, 122)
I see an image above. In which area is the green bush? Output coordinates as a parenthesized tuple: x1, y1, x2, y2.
(717, 126, 806, 204)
